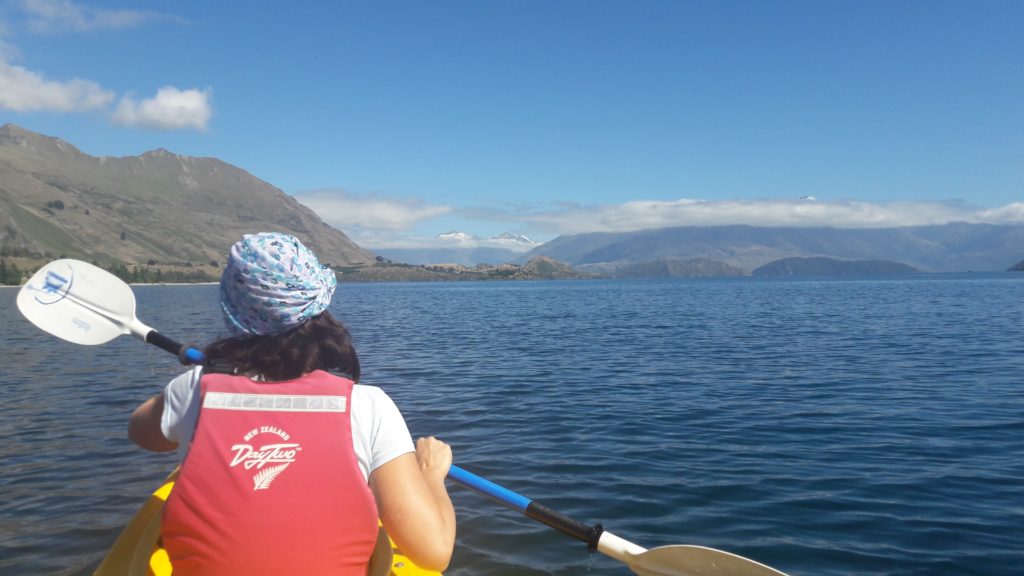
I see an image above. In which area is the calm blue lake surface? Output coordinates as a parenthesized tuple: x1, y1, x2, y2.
(2, 274, 1023, 575)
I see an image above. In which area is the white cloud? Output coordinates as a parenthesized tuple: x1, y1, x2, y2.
(295, 191, 1024, 251)
(294, 189, 452, 231)
(0, 60, 114, 111)
(516, 198, 1024, 235)
(977, 203, 1024, 223)
(20, 0, 165, 32)
(0, 1, 202, 130)
(347, 232, 538, 252)
(113, 87, 213, 131)
(0, 58, 211, 129)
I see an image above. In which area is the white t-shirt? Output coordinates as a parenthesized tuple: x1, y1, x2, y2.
(161, 366, 414, 481)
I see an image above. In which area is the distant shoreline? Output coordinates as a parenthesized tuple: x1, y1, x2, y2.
(3, 269, 1020, 290)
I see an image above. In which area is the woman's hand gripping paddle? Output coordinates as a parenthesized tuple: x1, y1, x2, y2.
(16, 259, 204, 364)
(448, 465, 789, 576)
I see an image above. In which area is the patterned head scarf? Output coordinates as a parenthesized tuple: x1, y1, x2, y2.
(220, 232, 337, 337)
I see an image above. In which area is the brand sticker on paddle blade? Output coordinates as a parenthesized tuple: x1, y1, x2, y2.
(29, 265, 73, 305)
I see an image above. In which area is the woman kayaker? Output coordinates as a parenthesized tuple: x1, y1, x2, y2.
(127, 232, 456, 575)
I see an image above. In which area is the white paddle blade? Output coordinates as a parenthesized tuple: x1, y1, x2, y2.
(628, 545, 789, 576)
(17, 259, 138, 346)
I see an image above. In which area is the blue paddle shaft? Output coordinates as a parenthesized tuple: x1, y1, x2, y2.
(447, 465, 604, 552)
(448, 465, 531, 510)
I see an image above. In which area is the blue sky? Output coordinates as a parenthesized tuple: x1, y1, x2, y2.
(2, 0, 1022, 251)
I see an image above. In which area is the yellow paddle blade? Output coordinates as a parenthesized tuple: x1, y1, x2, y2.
(628, 544, 789, 576)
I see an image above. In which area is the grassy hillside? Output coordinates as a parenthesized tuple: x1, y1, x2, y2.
(0, 124, 375, 281)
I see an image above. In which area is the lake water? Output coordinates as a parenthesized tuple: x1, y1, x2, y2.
(2, 274, 1022, 575)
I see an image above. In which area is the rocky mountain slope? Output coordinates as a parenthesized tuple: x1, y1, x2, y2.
(0, 124, 373, 269)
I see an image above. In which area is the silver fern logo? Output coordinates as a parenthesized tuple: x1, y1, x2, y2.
(228, 426, 301, 491)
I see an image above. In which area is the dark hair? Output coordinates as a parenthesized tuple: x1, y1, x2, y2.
(203, 312, 360, 382)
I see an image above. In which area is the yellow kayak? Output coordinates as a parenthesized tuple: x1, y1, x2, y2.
(93, 469, 440, 576)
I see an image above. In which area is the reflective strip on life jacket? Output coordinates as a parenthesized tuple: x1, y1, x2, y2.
(203, 391, 347, 412)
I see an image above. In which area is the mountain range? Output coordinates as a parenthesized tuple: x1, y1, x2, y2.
(523, 223, 1024, 274)
(0, 124, 372, 269)
(2, 124, 1022, 278)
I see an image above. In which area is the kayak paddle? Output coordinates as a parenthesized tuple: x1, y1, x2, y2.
(16, 259, 204, 364)
(18, 259, 788, 575)
(448, 465, 789, 576)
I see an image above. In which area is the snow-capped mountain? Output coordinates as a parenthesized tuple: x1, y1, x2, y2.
(371, 231, 542, 265)
(435, 231, 478, 242)
(494, 232, 537, 245)
(434, 231, 540, 248)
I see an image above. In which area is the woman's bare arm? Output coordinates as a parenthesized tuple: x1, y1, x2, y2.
(128, 393, 178, 452)
(370, 436, 456, 572)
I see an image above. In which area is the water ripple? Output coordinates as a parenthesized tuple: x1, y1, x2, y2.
(3, 276, 1023, 575)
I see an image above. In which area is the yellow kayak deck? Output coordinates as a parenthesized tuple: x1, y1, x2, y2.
(93, 469, 440, 576)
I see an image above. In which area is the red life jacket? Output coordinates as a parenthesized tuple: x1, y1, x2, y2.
(161, 370, 379, 576)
